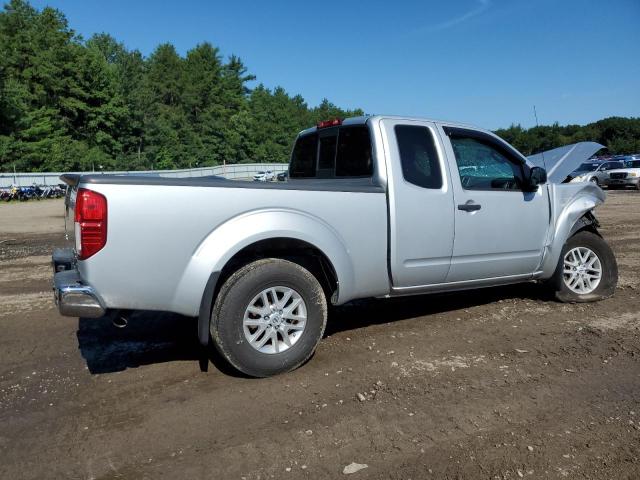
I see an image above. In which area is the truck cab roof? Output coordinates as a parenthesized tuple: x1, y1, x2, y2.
(298, 115, 480, 137)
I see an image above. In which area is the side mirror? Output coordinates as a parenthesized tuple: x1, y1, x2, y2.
(526, 166, 547, 191)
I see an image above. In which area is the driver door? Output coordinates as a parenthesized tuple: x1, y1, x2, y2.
(594, 162, 610, 183)
(595, 161, 622, 183)
(441, 126, 550, 282)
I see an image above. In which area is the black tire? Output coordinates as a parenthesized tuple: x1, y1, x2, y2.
(589, 177, 598, 185)
(210, 258, 327, 377)
(551, 230, 617, 303)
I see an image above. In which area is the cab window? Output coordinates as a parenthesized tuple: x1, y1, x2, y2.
(317, 134, 337, 178)
(336, 126, 373, 177)
(395, 125, 442, 189)
(289, 134, 317, 178)
(289, 125, 373, 178)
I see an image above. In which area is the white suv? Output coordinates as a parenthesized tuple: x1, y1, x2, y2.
(605, 158, 640, 190)
(252, 170, 275, 182)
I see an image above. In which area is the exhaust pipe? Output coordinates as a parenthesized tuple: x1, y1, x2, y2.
(111, 310, 131, 328)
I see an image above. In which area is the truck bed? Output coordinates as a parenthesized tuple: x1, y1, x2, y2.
(64, 175, 389, 317)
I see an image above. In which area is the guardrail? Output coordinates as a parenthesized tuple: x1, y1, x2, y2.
(0, 163, 289, 188)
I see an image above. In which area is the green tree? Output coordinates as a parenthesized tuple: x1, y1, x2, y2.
(182, 42, 224, 166)
(495, 117, 640, 155)
(1, 0, 637, 175)
(141, 43, 188, 169)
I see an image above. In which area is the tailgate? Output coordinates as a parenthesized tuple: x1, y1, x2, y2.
(60, 174, 80, 248)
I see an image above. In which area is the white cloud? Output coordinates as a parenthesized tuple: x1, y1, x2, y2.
(422, 0, 491, 32)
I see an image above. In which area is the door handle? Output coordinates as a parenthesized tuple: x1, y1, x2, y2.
(458, 202, 481, 212)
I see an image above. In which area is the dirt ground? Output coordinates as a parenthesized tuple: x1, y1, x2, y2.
(1, 193, 639, 480)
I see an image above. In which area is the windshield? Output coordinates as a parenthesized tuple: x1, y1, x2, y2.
(574, 162, 600, 173)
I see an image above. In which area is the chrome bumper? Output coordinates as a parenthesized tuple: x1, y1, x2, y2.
(605, 177, 639, 186)
(53, 259, 106, 318)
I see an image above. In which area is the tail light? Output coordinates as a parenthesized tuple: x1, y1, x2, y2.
(74, 188, 107, 260)
(317, 118, 342, 129)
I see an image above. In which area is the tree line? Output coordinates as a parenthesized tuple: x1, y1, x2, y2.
(0, 0, 638, 173)
(0, 0, 362, 172)
(495, 117, 640, 157)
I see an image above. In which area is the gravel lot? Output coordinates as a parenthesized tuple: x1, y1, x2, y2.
(1, 194, 639, 479)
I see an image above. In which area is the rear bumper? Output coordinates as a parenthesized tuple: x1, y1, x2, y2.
(52, 252, 106, 318)
(52, 247, 75, 272)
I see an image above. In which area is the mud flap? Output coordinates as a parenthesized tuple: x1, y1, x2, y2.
(197, 271, 220, 372)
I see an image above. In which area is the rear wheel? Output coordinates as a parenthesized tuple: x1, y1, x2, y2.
(210, 258, 327, 377)
(551, 231, 617, 302)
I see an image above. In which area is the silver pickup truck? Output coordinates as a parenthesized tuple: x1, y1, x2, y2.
(53, 115, 618, 377)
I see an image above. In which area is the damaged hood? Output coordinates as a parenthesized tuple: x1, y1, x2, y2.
(526, 142, 605, 184)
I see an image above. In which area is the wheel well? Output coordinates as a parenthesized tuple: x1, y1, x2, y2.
(572, 224, 599, 237)
(569, 212, 601, 238)
(217, 238, 339, 303)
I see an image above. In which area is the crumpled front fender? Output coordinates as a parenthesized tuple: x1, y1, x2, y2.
(539, 183, 606, 278)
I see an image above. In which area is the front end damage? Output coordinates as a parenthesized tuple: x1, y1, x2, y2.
(538, 182, 606, 278)
(525, 142, 608, 279)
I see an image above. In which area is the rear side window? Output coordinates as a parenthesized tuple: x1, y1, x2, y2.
(290, 134, 318, 178)
(289, 125, 373, 178)
(395, 125, 442, 189)
(336, 126, 373, 177)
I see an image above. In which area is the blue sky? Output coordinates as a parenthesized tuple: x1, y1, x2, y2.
(30, 0, 640, 129)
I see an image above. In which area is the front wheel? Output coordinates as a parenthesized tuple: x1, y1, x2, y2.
(551, 231, 618, 302)
(210, 258, 327, 377)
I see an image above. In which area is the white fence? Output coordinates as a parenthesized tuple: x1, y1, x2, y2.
(0, 163, 289, 188)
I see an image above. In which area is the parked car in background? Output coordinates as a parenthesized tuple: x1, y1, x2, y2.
(253, 170, 275, 182)
(53, 115, 617, 377)
(612, 155, 635, 162)
(569, 160, 625, 185)
(277, 171, 288, 182)
(604, 159, 640, 190)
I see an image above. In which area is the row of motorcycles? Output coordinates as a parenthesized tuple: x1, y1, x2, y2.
(0, 184, 66, 201)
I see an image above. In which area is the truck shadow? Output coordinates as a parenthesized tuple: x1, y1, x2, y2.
(77, 312, 239, 376)
(324, 281, 553, 336)
(76, 282, 552, 375)
(77, 312, 202, 374)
